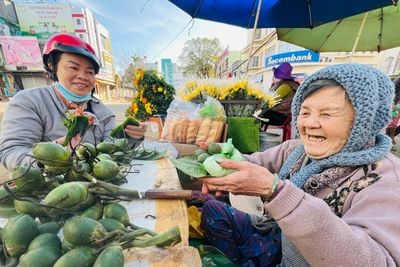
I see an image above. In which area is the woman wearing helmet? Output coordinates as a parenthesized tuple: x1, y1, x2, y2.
(0, 33, 147, 171)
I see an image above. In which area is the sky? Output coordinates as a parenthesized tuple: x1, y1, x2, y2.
(60, 0, 249, 71)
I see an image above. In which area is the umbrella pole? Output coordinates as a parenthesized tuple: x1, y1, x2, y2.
(348, 12, 369, 62)
(245, 0, 263, 78)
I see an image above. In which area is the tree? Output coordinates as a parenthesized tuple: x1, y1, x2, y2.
(112, 48, 145, 99)
(178, 37, 222, 79)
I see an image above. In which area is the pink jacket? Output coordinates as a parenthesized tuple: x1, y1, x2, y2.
(245, 140, 400, 266)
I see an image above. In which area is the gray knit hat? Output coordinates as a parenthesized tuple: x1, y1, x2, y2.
(279, 63, 394, 188)
(291, 63, 394, 153)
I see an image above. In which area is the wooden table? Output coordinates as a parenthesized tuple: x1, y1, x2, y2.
(120, 157, 201, 266)
(0, 157, 201, 267)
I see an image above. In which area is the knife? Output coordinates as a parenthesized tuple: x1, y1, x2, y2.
(139, 189, 193, 199)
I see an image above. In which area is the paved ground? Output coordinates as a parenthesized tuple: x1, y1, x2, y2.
(0, 100, 399, 184)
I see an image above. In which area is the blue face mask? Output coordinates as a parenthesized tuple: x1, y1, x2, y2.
(55, 82, 92, 103)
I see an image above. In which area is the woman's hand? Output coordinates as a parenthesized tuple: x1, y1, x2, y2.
(55, 133, 82, 153)
(198, 157, 276, 197)
(124, 122, 147, 140)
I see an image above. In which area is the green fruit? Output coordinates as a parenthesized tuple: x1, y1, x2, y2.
(93, 160, 120, 180)
(80, 205, 103, 221)
(197, 153, 210, 163)
(193, 149, 207, 158)
(2, 214, 38, 257)
(54, 247, 96, 267)
(14, 198, 44, 218)
(96, 153, 112, 161)
(0, 185, 18, 206)
(76, 143, 96, 160)
(28, 233, 61, 252)
(12, 166, 45, 193)
(63, 217, 118, 246)
(61, 238, 78, 253)
(45, 166, 70, 176)
(93, 242, 124, 267)
(96, 141, 115, 154)
(37, 222, 63, 235)
(20, 246, 63, 267)
(98, 218, 131, 233)
(66, 161, 92, 182)
(208, 143, 222, 155)
(32, 142, 71, 167)
(114, 138, 129, 151)
(43, 182, 88, 214)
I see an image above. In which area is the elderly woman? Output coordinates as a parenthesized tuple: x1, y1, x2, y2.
(0, 33, 147, 171)
(199, 63, 400, 266)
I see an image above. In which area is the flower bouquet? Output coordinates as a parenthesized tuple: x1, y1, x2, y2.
(177, 79, 277, 117)
(125, 68, 176, 121)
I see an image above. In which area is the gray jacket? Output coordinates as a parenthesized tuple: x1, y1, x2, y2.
(0, 85, 141, 171)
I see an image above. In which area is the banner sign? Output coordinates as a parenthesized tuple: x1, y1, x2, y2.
(0, 36, 41, 66)
(265, 50, 320, 67)
(15, 3, 75, 39)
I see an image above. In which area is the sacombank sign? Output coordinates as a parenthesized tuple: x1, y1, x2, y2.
(266, 50, 320, 67)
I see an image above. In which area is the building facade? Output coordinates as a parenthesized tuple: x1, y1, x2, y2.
(0, 0, 56, 96)
(161, 58, 184, 90)
(72, 6, 115, 101)
(215, 45, 243, 79)
(242, 28, 385, 90)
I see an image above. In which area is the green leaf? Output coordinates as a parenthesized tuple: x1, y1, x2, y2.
(169, 157, 209, 178)
(63, 115, 89, 146)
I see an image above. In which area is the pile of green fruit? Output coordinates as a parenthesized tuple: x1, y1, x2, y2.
(0, 200, 181, 267)
(0, 137, 178, 266)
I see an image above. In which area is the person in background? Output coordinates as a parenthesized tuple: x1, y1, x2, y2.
(198, 63, 400, 266)
(386, 76, 400, 150)
(0, 33, 147, 171)
(260, 62, 300, 131)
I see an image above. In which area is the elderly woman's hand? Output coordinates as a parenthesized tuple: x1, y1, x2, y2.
(124, 122, 147, 140)
(198, 157, 278, 197)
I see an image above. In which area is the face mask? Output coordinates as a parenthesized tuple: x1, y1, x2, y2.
(55, 82, 92, 103)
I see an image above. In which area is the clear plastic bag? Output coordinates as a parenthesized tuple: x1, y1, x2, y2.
(160, 97, 226, 144)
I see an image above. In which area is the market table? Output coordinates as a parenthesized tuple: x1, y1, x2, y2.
(0, 157, 201, 267)
(119, 157, 201, 266)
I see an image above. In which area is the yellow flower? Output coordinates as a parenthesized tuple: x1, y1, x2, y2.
(158, 87, 163, 92)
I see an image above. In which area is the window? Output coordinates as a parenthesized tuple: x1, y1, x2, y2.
(78, 34, 84, 39)
(254, 29, 262, 40)
(250, 56, 259, 68)
(264, 45, 276, 58)
(383, 57, 394, 74)
(278, 42, 304, 54)
(100, 35, 107, 50)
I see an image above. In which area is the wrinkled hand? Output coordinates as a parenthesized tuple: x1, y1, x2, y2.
(198, 158, 276, 197)
(124, 122, 147, 140)
(55, 133, 82, 153)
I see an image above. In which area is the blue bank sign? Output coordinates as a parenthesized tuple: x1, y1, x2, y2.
(265, 50, 320, 68)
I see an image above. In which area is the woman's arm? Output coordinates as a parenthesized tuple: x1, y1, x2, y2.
(0, 94, 44, 170)
(266, 179, 400, 266)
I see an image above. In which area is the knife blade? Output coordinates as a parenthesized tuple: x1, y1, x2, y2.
(140, 189, 193, 199)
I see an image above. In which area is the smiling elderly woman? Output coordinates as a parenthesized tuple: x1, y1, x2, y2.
(198, 63, 400, 266)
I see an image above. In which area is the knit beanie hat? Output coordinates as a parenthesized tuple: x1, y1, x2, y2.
(279, 63, 395, 188)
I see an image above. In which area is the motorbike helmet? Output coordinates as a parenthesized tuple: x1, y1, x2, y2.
(43, 33, 101, 77)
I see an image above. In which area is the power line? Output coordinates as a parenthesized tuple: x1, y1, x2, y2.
(138, 11, 182, 50)
(148, 18, 194, 63)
